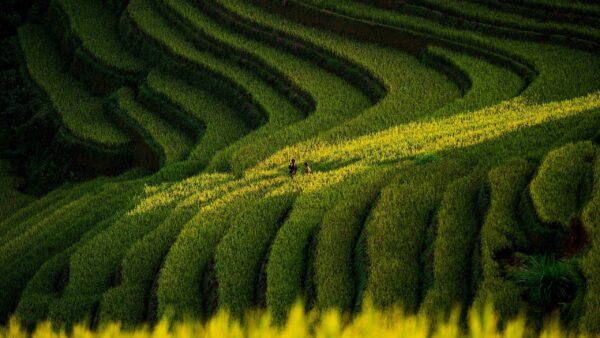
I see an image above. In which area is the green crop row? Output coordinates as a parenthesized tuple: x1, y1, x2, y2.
(124, 171, 236, 217)
(420, 174, 482, 319)
(157, 176, 286, 319)
(294, 0, 600, 103)
(530, 142, 598, 227)
(156, 0, 316, 117)
(254, 0, 536, 87)
(144, 68, 251, 168)
(203, 1, 386, 105)
(364, 159, 467, 312)
(0, 170, 145, 247)
(473, 159, 533, 318)
(0, 179, 140, 322)
(136, 81, 203, 146)
(45, 187, 187, 326)
(112, 87, 193, 165)
(0, 186, 73, 242)
(49, 0, 146, 73)
(313, 167, 393, 312)
(120, 0, 321, 171)
(401, 0, 600, 54)
(121, 0, 271, 130)
(215, 194, 296, 317)
(42, 166, 229, 324)
(423, 47, 524, 119)
(450, 105, 600, 170)
(18, 23, 131, 149)
(265, 164, 385, 322)
(14, 210, 126, 329)
(216, 0, 466, 130)
(106, 89, 165, 169)
(45, 0, 146, 94)
(98, 173, 243, 326)
(424, 0, 600, 34)
(580, 155, 600, 333)
(418, 49, 472, 96)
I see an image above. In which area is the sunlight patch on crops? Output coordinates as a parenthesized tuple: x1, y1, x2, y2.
(256, 92, 600, 170)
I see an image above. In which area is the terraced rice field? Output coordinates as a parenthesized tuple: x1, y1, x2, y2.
(0, 0, 599, 336)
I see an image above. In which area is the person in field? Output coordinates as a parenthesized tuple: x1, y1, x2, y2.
(304, 162, 311, 175)
(289, 159, 298, 178)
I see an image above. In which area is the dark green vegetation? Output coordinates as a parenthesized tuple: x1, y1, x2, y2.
(0, 0, 599, 334)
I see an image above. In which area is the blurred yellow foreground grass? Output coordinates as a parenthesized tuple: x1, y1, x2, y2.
(1, 302, 595, 338)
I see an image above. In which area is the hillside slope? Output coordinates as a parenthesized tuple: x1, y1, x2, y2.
(0, 0, 599, 333)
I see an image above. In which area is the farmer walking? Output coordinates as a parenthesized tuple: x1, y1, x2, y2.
(304, 162, 311, 175)
(289, 158, 298, 179)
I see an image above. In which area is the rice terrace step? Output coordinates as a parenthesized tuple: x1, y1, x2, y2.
(0, 0, 599, 337)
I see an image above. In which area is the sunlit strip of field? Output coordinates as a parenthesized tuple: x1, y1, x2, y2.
(255, 91, 600, 171)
